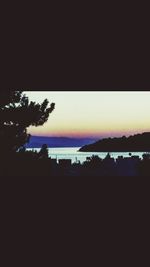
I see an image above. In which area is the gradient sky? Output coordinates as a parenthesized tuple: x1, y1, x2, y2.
(25, 91, 150, 138)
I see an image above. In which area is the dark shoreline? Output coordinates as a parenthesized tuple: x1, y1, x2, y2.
(79, 132, 150, 152)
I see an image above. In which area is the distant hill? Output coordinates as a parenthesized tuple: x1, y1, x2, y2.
(79, 132, 150, 152)
(26, 136, 98, 148)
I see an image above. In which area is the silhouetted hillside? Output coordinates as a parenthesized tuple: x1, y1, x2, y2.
(26, 136, 97, 148)
(79, 132, 150, 152)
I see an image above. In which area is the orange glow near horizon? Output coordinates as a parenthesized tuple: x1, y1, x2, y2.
(25, 91, 150, 138)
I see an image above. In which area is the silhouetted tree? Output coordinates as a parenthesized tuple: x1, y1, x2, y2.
(39, 144, 49, 159)
(142, 153, 150, 160)
(0, 90, 55, 157)
(138, 153, 150, 175)
(83, 155, 102, 169)
(105, 153, 111, 159)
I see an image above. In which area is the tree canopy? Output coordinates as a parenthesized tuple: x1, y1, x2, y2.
(0, 90, 55, 155)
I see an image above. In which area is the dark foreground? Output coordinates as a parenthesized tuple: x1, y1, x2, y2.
(1, 153, 150, 177)
(1, 158, 150, 267)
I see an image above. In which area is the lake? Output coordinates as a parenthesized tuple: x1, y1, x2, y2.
(27, 147, 147, 163)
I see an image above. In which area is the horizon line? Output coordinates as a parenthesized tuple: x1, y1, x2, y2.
(29, 131, 150, 139)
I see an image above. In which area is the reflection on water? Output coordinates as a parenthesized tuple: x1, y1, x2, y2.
(27, 147, 146, 164)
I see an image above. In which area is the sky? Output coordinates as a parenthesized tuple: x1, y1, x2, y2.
(25, 91, 150, 139)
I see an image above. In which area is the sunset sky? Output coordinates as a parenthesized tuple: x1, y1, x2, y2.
(25, 91, 150, 138)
